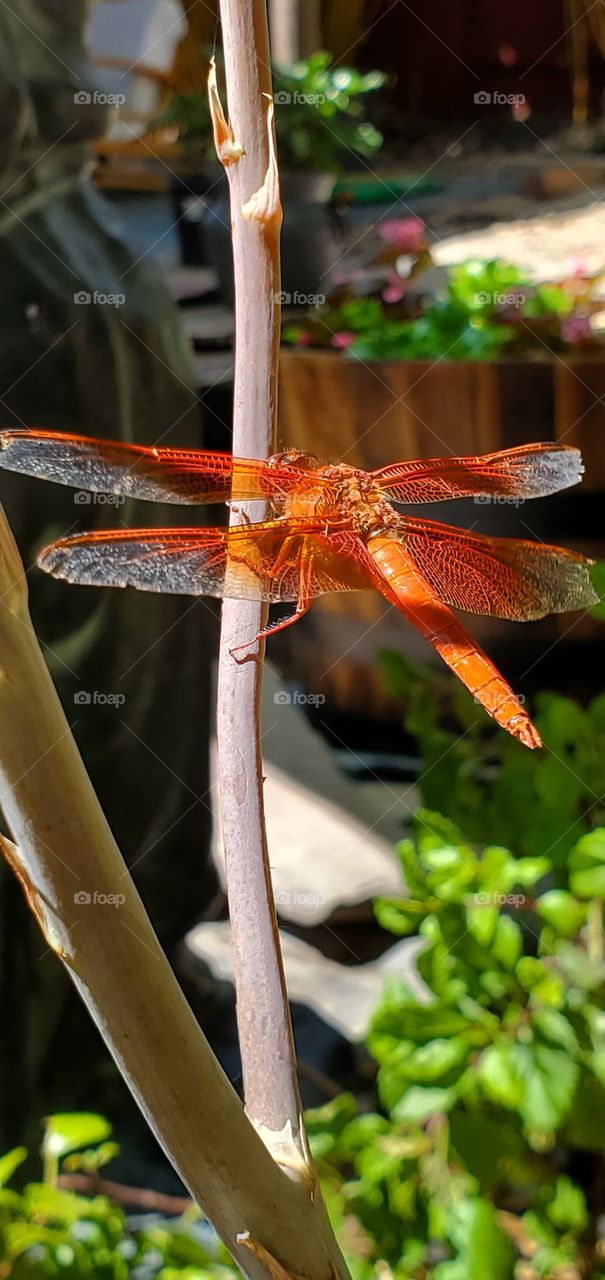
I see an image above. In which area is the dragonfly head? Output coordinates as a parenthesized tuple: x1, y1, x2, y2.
(268, 449, 322, 472)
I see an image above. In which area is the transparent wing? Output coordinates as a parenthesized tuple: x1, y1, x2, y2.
(372, 443, 585, 504)
(398, 516, 596, 620)
(0, 429, 322, 505)
(38, 520, 375, 599)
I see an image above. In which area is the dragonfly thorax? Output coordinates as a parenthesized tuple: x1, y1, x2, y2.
(281, 462, 399, 536)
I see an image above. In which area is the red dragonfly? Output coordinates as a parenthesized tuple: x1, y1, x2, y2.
(0, 430, 597, 749)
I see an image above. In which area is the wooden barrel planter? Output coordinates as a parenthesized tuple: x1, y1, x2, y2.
(274, 349, 605, 720)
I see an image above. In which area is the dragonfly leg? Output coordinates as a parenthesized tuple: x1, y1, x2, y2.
(229, 545, 313, 658)
(229, 599, 311, 658)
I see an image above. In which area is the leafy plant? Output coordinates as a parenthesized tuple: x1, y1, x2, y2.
(284, 257, 605, 360)
(272, 51, 385, 171)
(0, 1114, 235, 1279)
(380, 650, 605, 870)
(306, 811, 605, 1279)
(153, 51, 386, 172)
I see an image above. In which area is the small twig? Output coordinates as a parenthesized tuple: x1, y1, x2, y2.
(57, 1174, 193, 1216)
(213, 1, 304, 1166)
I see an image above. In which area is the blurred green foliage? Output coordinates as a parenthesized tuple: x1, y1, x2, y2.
(307, 809, 605, 1279)
(272, 51, 385, 171)
(284, 258, 605, 360)
(0, 1114, 234, 1279)
(379, 650, 605, 870)
(155, 51, 385, 172)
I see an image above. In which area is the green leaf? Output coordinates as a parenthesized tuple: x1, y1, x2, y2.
(395, 838, 428, 898)
(532, 1008, 579, 1055)
(0, 1146, 27, 1188)
(517, 957, 565, 1005)
(512, 856, 551, 887)
(62, 1141, 120, 1174)
(415, 809, 467, 847)
(564, 1072, 605, 1149)
(305, 1092, 357, 1138)
(590, 562, 605, 621)
(392, 1085, 456, 1123)
(370, 999, 470, 1045)
(42, 1113, 112, 1162)
(450, 1197, 515, 1280)
(22, 1182, 90, 1226)
(491, 916, 523, 969)
(569, 829, 605, 899)
(374, 897, 431, 935)
(536, 890, 586, 937)
(466, 902, 498, 948)
(545, 1176, 588, 1233)
(402, 1037, 469, 1083)
(521, 1045, 579, 1132)
(478, 1043, 528, 1109)
(450, 1112, 525, 1189)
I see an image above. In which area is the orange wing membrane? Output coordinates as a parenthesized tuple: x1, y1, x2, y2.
(398, 517, 597, 620)
(0, 430, 321, 505)
(38, 522, 375, 600)
(372, 443, 584, 504)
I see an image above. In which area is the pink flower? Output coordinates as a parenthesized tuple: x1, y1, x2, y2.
(561, 314, 591, 345)
(568, 256, 588, 279)
(379, 216, 426, 253)
(382, 282, 407, 303)
(330, 331, 356, 349)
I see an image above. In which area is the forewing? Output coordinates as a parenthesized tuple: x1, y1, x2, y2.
(400, 516, 597, 620)
(372, 443, 585, 504)
(0, 429, 320, 505)
(38, 520, 375, 600)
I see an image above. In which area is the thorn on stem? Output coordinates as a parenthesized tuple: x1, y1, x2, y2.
(208, 57, 245, 167)
(242, 97, 283, 230)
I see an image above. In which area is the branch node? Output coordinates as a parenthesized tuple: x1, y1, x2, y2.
(237, 1231, 307, 1280)
(208, 57, 246, 167)
(0, 504, 29, 618)
(242, 97, 282, 228)
(253, 1116, 316, 1190)
(0, 834, 68, 957)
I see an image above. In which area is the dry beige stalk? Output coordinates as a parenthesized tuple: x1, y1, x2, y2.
(0, 502, 349, 1277)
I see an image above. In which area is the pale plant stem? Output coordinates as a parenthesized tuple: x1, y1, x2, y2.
(0, 507, 350, 1279)
(214, 0, 303, 1152)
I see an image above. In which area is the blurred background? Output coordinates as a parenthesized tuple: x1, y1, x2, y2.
(2, 3, 605, 1278)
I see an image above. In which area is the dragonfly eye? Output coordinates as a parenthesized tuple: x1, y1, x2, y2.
(269, 449, 320, 471)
